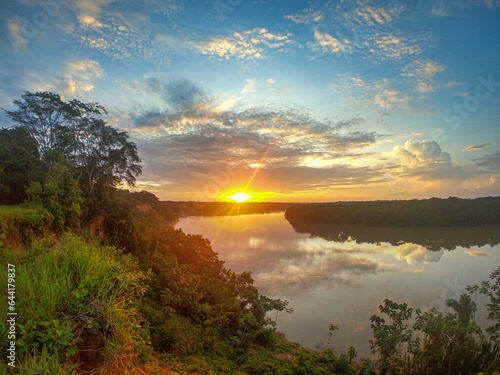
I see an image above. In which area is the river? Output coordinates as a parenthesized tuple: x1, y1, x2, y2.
(176, 211, 500, 358)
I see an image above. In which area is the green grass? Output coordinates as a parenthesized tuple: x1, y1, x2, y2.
(0, 234, 150, 373)
(0, 204, 38, 221)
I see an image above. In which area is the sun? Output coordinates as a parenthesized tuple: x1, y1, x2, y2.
(227, 192, 252, 203)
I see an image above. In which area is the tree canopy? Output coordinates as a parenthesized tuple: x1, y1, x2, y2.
(3, 91, 142, 195)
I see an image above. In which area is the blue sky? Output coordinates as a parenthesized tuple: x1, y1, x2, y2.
(1, 0, 499, 201)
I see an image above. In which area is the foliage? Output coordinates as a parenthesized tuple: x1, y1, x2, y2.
(26, 155, 82, 231)
(327, 323, 339, 346)
(0, 127, 42, 204)
(0, 204, 53, 246)
(0, 234, 150, 372)
(16, 347, 79, 375)
(369, 289, 500, 375)
(410, 295, 485, 375)
(4, 91, 141, 206)
(468, 266, 500, 344)
(17, 319, 78, 361)
(369, 299, 418, 374)
(285, 196, 500, 227)
(3, 92, 71, 156)
(131, 207, 293, 356)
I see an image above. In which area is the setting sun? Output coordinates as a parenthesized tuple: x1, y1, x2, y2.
(227, 192, 252, 203)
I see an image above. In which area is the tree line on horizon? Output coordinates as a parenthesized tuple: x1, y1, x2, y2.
(285, 197, 500, 227)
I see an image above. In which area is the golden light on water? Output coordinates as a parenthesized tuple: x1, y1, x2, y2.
(227, 192, 252, 202)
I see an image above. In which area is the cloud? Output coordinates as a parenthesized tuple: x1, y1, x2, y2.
(267, 78, 275, 85)
(119, 76, 385, 198)
(384, 139, 500, 197)
(429, 0, 500, 17)
(355, 4, 395, 25)
(72, 0, 115, 19)
(370, 33, 423, 61)
(290, 1, 429, 62)
(144, 77, 209, 110)
(63, 59, 104, 97)
(189, 28, 296, 60)
(431, 2, 450, 16)
(389, 140, 473, 187)
(464, 250, 494, 257)
(463, 143, 492, 152)
(403, 60, 446, 93)
(391, 243, 443, 265)
(258, 252, 379, 293)
(373, 87, 409, 111)
(6, 17, 28, 52)
(331, 74, 409, 112)
(72, 13, 167, 63)
(242, 78, 257, 94)
(473, 151, 500, 171)
(285, 7, 324, 24)
(0, 55, 104, 102)
(308, 29, 349, 55)
(393, 140, 451, 168)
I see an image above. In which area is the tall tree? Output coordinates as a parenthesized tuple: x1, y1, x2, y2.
(3, 92, 70, 156)
(3, 91, 142, 194)
(68, 119, 142, 194)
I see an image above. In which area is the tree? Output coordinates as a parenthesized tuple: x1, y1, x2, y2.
(3, 92, 71, 157)
(468, 266, 500, 344)
(0, 127, 42, 204)
(369, 299, 418, 375)
(66, 119, 142, 194)
(26, 155, 83, 230)
(3, 91, 142, 195)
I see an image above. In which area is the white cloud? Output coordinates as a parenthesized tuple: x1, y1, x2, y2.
(189, 28, 295, 60)
(331, 74, 409, 112)
(356, 5, 394, 25)
(73, 14, 167, 64)
(308, 29, 349, 55)
(289, 1, 429, 62)
(63, 59, 104, 97)
(404, 60, 445, 93)
(6, 17, 28, 52)
(373, 87, 409, 111)
(285, 7, 324, 24)
(242, 78, 257, 94)
(393, 140, 451, 168)
(392, 243, 443, 265)
(72, 0, 115, 19)
(267, 78, 275, 85)
(370, 33, 423, 61)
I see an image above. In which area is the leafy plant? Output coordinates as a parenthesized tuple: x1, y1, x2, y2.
(17, 319, 78, 361)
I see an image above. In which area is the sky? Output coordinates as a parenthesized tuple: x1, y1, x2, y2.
(1, 0, 499, 202)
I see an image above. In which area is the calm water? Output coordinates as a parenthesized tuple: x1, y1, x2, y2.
(176, 212, 500, 357)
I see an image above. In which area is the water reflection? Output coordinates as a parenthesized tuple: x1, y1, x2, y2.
(287, 220, 500, 251)
(176, 212, 500, 358)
